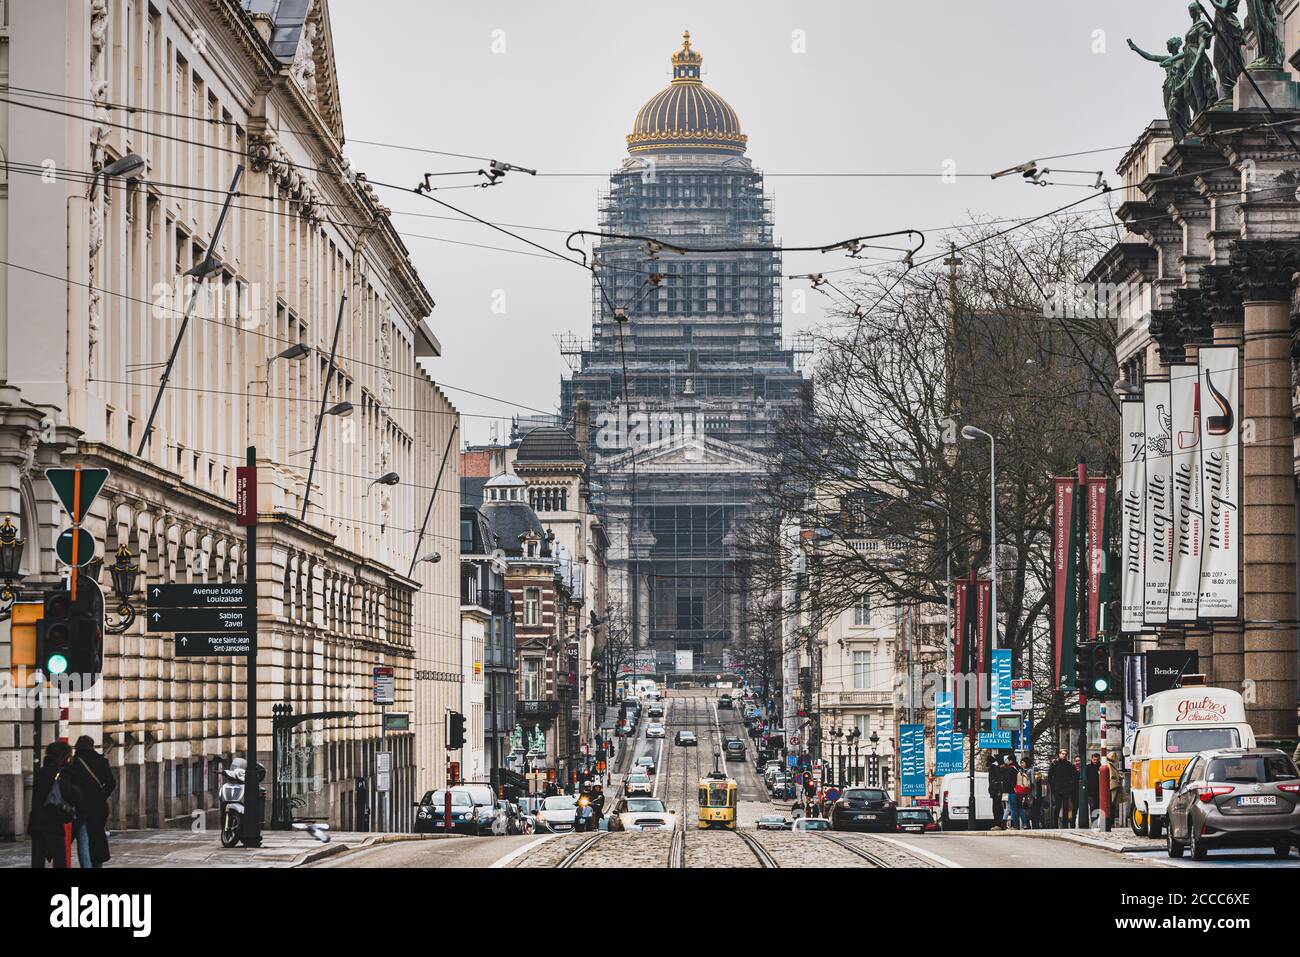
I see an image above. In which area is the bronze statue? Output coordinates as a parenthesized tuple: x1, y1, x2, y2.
(1181, 3, 1219, 119)
(1209, 0, 1245, 100)
(1245, 0, 1283, 69)
(1128, 36, 1189, 141)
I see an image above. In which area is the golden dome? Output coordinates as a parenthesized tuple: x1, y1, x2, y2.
(627, 31, 748, 156)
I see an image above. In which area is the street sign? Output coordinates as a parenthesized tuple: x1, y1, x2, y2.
(174, 633, 251, 657)
(146, 606, 249, 632)
(147, 582, 249, 608)
(235, 466, 257, 527)
(383, 712, 410, 732)
(55, 527, 97, 567)
(995, 712, 1021, 731)
(376, 751, 392, 792)
(1011, 678, 1033, 711)
(45, 467, 110, 522)
(373, 666, 395, 705)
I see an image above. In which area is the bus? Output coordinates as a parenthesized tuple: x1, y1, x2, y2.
(698, 771, 738, 830)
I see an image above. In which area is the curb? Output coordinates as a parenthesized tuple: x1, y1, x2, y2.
(288, 832, 460, 867)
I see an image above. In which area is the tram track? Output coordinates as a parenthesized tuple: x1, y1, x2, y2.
(733, 827, 779, 868)
(556, 831, 605, 868)
(816, 831, 890, 867)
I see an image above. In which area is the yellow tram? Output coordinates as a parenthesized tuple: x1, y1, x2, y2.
(698, 771, 738, 829)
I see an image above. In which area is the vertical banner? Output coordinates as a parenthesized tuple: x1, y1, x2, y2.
(1053, 477, 1078, 688)
(1121, 400, 1146, 632)
(1168, 364, 1203, 621)
(900, 724, 926, 797)
(1143, 378, 1174, 625)
(953, 579, 969, 698)
(975, 579, 991, 720)
(991, 648, 1012, 714)
(935, 692, 964, 774)
(1086, 477, 1110, 640)
(1197, 345, 1240, 618)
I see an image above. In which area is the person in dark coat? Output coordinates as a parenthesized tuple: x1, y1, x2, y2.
(28, 741, 80, 868)
(1085, 752, 1102, 822)
(987, 754, 1006, 829)
(1048, 748, 1078, 828)
(66, 735, 116, 867)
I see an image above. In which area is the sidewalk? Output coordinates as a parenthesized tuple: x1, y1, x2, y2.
(1, 828, 455, 869)
(972, 825, 1163, 854)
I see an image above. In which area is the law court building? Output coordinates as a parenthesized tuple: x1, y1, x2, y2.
(0, 0, 461, 837)
(559, 34, 811, 677)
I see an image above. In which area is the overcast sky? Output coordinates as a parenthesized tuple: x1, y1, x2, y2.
(329, 0, 1186, 444)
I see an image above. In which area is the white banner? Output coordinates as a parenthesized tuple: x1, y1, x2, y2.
(1143, 378, 1174, 625)
(1168, 364, 1203, 621)
(1121, 399, 1146, 633)
(1197, 345, 1240, 618)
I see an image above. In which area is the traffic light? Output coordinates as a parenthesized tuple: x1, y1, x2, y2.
(447, 710, 466, 750)
(36, 589, 73, 680)
(1089, 642, 1112, 698)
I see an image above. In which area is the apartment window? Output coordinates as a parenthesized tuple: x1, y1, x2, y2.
(523, 588, 540, 626)
(852, 650, 871, 690)
(852, 594, 871, 626)
(522, 658, 542, 699)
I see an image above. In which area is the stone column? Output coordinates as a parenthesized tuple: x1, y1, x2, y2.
(1230, 240, 1300, 741)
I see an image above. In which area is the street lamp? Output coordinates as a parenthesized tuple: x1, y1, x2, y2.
(868, 730, 880, 787)
(0, 516, 25, 619)
(961, 425, 998, 649)
(88, 152, 145, 200)
(363, 471, 401, 498)
(104, 545, 140, 634)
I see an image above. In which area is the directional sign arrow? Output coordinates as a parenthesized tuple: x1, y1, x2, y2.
(147, 606, 250, 633)
(145, 582, 249, 609)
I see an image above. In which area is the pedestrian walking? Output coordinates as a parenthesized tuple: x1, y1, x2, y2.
(1047, 748, 1077, 828)
(28, 741, 81, 868)
(66, 735, 116, 868)
(988, 754, 1006, 830)
(1085, 752, 1102, 825)
(1008, 756, 1033, 830)
(1104, 749, 1123, 826)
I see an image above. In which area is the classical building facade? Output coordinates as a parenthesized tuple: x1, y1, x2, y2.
(559, 33, 810, 678)
(1092, 7, 1300, 743)
(0, 0, 461, 837)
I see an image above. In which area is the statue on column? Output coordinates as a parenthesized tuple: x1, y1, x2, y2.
(1245, 0, 1284, 69)
(1209, 0, 1246, 100)
(1127, 36, 1189, 141)
(1181, 3, 1220, 119)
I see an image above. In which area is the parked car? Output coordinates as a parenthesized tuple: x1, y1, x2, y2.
(792, 817, 831, 832)
(1164, 748, 1300, 860)
(646, 722, 666, 739)
(414, 788, 478, 834)
(768, 774, 789, 797)
(534, 794, 578, 833)
(675, 730, 698, 746)
(829, 787, 897, 833)
(756, 815, 790, 831)
(635, 754, 657, 776)
(626, 773, 654, 796)
(610, 797, 677, 832)
(896, 807, 935, 834)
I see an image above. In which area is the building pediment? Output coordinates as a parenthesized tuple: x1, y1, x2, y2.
(606, 433, 768, 473)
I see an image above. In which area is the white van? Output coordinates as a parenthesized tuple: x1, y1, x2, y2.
(938, 772, 994, 829)
(1126, 680, 1255, 839)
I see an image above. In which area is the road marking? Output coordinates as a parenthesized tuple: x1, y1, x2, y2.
(865, 833, 964, 868)
(489, 834, 555, 869)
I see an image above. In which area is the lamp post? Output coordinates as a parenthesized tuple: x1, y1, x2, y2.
(961, 426, 998, 649)
(868, 730, 880, 787)
(0, 516, 25, 619)
(922, 500, 953, 689)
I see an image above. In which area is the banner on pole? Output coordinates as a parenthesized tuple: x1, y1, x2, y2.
(991, 648, 1012, 715)
(1168, 364, 1203, 622)
(1120, 400, 1146, 633)
(1053, 477, 1078, 688)
(900, 724, 926, 797)
(1086, 477, 1110, 640)
(975, 578, 991, 719)
(1196, 345, 1239, 619)
(1143, 378, 1174, 625)
(935, 692, 964, 774)
(953, 579, 969, 694)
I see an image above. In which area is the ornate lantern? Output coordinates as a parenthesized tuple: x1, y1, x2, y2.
(103, 545, 140, 633)
(0, 517, 24, 618)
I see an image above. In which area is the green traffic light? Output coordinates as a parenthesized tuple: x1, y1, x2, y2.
(46, 653, 69, 676)
(1093, 676, 1110, 694)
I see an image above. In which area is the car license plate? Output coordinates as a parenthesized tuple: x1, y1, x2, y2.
(1237, 795, 1277, 807)
(857, 813, 877, 820)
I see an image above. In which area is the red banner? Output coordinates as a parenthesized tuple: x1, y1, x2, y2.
(975, 578, 991, 717)
(1053, 477, 1078, 689)
(953, 579, 968, 694)
(1086, 477, 1108, 641)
